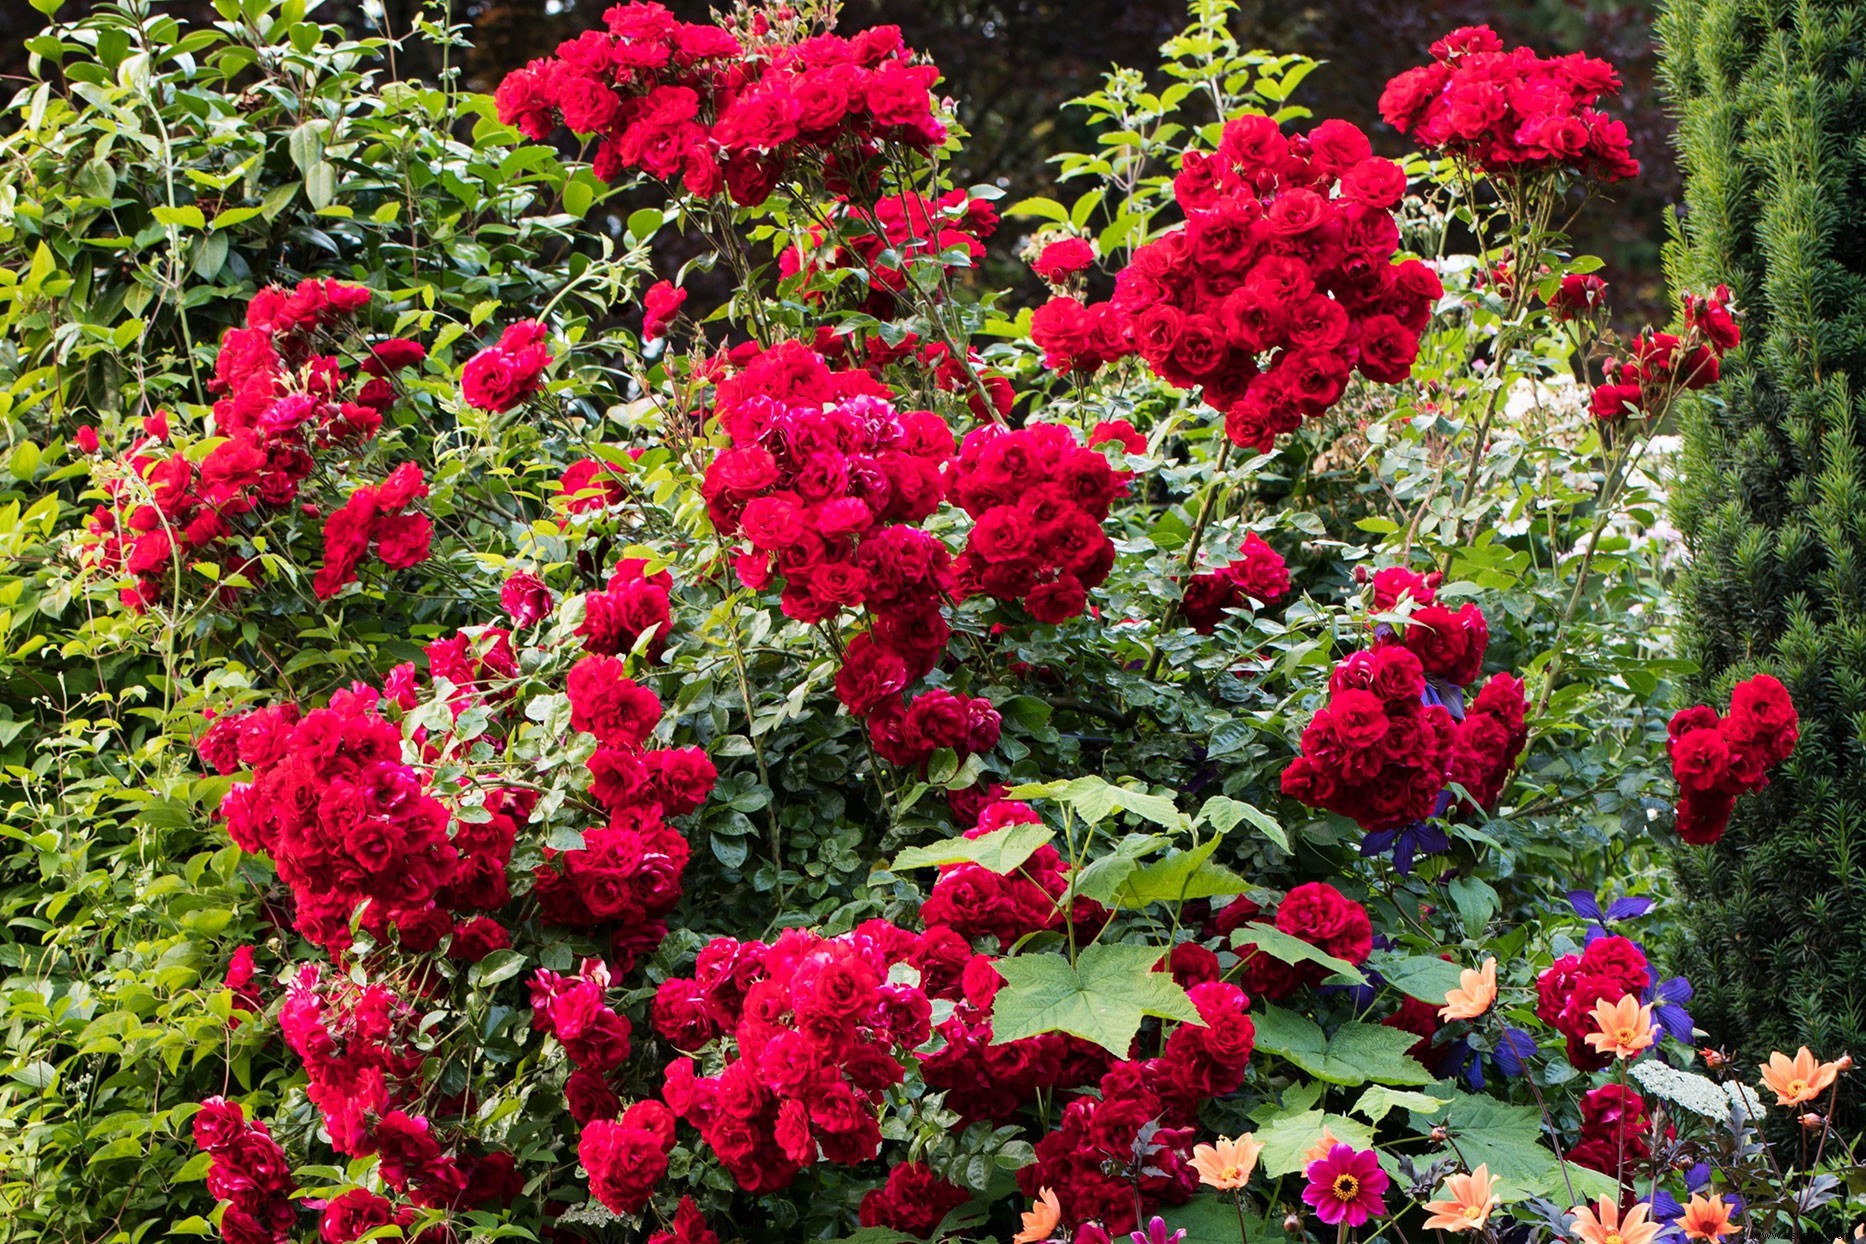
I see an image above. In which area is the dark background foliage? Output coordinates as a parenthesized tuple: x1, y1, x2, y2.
(0, 0, 1676, 314)
(1660, 0, 1866, 1112)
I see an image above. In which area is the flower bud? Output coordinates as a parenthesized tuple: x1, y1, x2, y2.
(1799, 1112, 1826, 1131)
(1284, 1214, 1306, 1236)
(1430, 1125, 1450, 1144)
(1836, 1053, 1853, 1072)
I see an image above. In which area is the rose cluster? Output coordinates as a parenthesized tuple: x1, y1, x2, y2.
(781, 189, 999, 318)
(1015, 977, 1254, 1242)
(200, 684, 460, 957)
(192, 1099, 297, 1244)
(946, 422, 1120, 623)
(460, 320, 553, 413)
(1446, 672, 1529, 810)
(80, 280, 422, 610)
(275, 966, 524, 1209)
(1591, 286, 1740, 421)
(537, 653, 715, 970)
(654, 922, 935, 1193)
(919, 801, 1103, 950)
(578, 557, 675, 659)
(532, 957, 636, 1076)
(315, 461, 434, 599)
(1370, 565, 1490, 688)
(318, 1189, 438, 1244)
(1279, 644, 1458, 832)
(866, 687, 1002, 770)
(579, 1101, 681, 1215)
(857, 1162, 972, 1239)
(557, 457, 629, 515)
(1378, 25, 1638, 181)
(414, 624, 522, 717)
(1223, 881, 1374, 1000)
(1568, 1082, 1651, 1175)
(695, 339, 1002, 771)
(529, 959, 684, 1214)
(1535, 933, 1652, 1071)
(278, 965, 428, 1156)
(1029, 295, 1134, 376)
(915, 947, 1112, 1127)
(702, 339, 953, 626)
(495, 5, 944, 207)
(1179, 532, 1290, 632)
(1283, 569, 1526, 854)
(1667, 673, 1799, 844)
(1094, 113, 1435, 452)
(1031, 237, 1097, 285)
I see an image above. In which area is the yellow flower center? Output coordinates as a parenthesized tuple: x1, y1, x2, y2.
(1787, 1078, 1808, 1097)
(1332, 1174, 1360, 1201)
(1606, 1231, 1625, 1244)
(1462, 1206, 1484, 1221)
(1615, 1026, 1639, 1044)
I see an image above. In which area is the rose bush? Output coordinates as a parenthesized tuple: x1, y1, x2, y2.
(0, 2, 1855, 1244)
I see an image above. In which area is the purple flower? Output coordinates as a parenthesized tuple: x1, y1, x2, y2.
(1645, 975, 1695, 1044)
(1361, 819, 1450, 874)
(1491, 1026, 1539, 1077)
(1567, 889, 1656, 925)
(1129, 1218, 1186, 1244)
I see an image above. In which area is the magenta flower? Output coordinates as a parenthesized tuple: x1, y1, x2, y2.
(1302, 1143, 1390, 1227)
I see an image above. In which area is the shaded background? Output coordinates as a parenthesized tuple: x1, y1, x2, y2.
(1, 0, 1674, 313)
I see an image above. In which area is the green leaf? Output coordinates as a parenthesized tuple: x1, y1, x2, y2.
(889, 822, 1053, 875)
(1369, 953, 1466, 1005)
(1196, 795, 1290, 851)
(259, 180, 300, 221)
(1004, 196, 1070, 223)
(305, 161, 337, 210)
(1448, 876, 1498, 934)
(152, 205, 205, 230)
(468, 949, 528, 989)
(89, 1137, 144, 1164)
(1006, 775, 1185, 829)
(626, 207, 663, 242)
(211, 205, 264, 230)
(990, 942, 1198, 1055)
(1413, 1091, 1621, 1201)
(1114, 837, 1249, 907)
(1251, 1007, 1430, 1086)
(172, 1151, 214, 1182)
(1352, 1084, 1451, 1123)
(1232, 923, 1365, 985)
(1253, 1108, 1376, 1177)
(8, 1059, 56, 1090)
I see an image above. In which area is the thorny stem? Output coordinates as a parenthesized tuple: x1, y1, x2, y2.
(841, 185, 1006, 426)
(1531, 429, 1647, 720)
(1144, 438, 1234, 677)
(1517, 1053, 1580, 1209)
(725, 614, 785, 909)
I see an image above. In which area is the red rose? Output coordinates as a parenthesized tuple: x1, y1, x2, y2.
(1032, 237, 1096, 283)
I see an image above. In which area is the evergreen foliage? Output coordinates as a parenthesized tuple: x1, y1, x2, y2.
(1660, 0, 1866, 1068)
